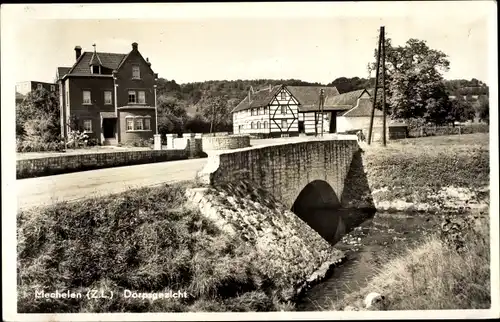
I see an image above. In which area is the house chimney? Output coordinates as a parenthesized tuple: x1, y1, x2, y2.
(146, 57, 151, 67)
(132, 42, 138, 51)
(74, 46, 82, 60)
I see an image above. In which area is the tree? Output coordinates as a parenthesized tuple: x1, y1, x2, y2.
(157, 95, 188, 135)
(478, 96, 489, 124)
(445, 96, 476, 125)
(185, 113, 211, 133)
(16, 88, 60, 139)
(368, 37, 451, 123)
(198, 95, 230, 133)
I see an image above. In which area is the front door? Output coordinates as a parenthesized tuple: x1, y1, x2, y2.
(102, 118, 116, 139)
(298, 121, 305, 133)
(329, 112, 337, 133)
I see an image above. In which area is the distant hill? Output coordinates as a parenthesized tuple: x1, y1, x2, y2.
(155, 77, 489, 117)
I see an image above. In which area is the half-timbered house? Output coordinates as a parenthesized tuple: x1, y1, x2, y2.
(232, 84, 343, 137)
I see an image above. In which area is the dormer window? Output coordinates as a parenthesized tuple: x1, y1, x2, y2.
(91, 65, 101, 74)
(132, 65, 140, 79)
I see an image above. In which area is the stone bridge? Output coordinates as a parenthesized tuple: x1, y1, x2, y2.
(197, 136, 375, 244)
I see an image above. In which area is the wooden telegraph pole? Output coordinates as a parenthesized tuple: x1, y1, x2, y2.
(368, 26, 387, 146)
(320, 89, 325, 137)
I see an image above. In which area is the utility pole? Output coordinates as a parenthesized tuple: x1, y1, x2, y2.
(368, 26, 387, 145)
(320, 89, 325, 137)
(381, 29, 387, 146)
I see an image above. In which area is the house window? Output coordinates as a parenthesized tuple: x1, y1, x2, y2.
(264, 121, 268, 129)
(251, 122, 254, 129)
(126, 119, 134, 131)
(132, 65, 140, 79)
(135, 118, 143, 130)
(91, 65, 100, 74)
(128, 91, 137, 104)
(50, 85, 55, 92)
(281, 105, 287, 114)
(37, 83, 43, 90)
(260, 107, 265, 115)
(264, 107, 268, 115)
(144, 118, 151, 130)
(83, 90, 91, 104)
(280, 91, 286, 100)
(281, 119, 288, 130)
(138, 91, 146, 104)
(83, 120, 92, 132)
(104, 91, 112, 105)
(257, 121, 261, 129)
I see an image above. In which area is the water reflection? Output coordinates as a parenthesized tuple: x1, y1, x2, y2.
(297, 211, 440, 311)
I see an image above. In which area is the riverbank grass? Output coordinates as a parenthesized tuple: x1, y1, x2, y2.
(329, 133, 491, 310)
(17, 183, 291, 313)
(331, 213, 490, 310)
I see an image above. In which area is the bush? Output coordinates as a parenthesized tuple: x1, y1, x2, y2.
(16, 138, 65, 152)
(130, 138, 152, 147)
(408, 124, 489, 138)
(86, 138, 99, 147)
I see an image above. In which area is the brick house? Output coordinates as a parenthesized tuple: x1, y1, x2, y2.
(16, 81, 57, 95)
(57, 42, 158, 146)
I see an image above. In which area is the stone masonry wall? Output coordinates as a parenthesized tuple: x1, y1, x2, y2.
(17, 148, 189, 179)
(201, 135, 251, 151)
(185, 180, 344, 301)
(197, 138, 359, 209)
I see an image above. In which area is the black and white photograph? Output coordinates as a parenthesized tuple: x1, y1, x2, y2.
(1, 2, 498, 321)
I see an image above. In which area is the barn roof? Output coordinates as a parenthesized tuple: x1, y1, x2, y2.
(231, 85, 282, 112)
(341, 97, 384, 117)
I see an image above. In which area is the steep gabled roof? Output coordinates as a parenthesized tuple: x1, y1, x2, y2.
(89, 52, 103, 66)
(328, 89, 368, 107)
(68, 52, 127, 75)
(231, 85, 282, 113)
(286, 86, 339, 108)
(341, 97, 384, 117)
(286, 86, 342, 112)
(57, 67, 71, 80)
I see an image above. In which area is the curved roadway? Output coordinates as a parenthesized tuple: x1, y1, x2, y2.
(17, 158, 207, 211)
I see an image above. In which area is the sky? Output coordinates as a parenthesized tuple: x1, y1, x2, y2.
(2, 2, 496, 86)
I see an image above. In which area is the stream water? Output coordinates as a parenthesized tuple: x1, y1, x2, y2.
(296, 211, 442, 311)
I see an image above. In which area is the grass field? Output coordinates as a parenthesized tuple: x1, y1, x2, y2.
(360, 133, 490, 209)
(17, 182, 293, 313)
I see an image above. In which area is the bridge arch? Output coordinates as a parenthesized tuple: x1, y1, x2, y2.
(291, 180, 345, 244)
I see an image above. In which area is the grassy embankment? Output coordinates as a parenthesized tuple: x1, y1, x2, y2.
(330, 133, 491, 310)
(17, 182, 295, 313)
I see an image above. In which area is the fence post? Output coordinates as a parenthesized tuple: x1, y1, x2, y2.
(166, 134, 176, 149)
(153, 134, 162, 150)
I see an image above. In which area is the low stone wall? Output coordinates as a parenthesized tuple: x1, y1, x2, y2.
(17, 148, 189, 179)
(165, 133, 204, 157)
(201, 135, 251, 151)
